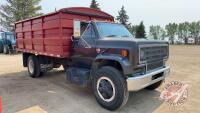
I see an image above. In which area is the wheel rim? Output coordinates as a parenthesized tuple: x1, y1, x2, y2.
(97, 76, 115, 102)
(28, 59, 34, 74)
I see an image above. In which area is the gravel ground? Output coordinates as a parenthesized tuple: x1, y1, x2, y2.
(0, 45, 199, 113)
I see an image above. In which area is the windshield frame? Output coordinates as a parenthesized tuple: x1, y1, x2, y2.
(94, 22, 133, 39)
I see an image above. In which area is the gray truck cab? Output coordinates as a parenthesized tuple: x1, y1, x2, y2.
(69, 21, 170, 110)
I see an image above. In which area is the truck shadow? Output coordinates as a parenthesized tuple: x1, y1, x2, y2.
(119, 90, 163, 113)
(0, 70, 163, 113)
(42, 70, 164, 113)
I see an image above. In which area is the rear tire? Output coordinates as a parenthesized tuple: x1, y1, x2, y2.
(92, 66, 129, 111)
(146, 80, 163, 90)
(27, 56, 42, 78)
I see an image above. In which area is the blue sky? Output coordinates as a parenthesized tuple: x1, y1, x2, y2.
(39, 0, 200, 30)
(1, 0, 200, 31)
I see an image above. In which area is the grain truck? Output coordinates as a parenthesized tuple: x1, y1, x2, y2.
(15, 7, 170, 110)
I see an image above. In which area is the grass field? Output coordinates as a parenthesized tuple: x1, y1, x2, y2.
(0, 45, 199, 113)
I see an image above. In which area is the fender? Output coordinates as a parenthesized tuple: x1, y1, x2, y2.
(93, 54, 133, 75)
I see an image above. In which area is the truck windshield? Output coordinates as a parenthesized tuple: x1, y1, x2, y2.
(95, 22, 133, 38)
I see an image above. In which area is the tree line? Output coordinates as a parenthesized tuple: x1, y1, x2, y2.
(90, 0, 200, 44)
(150, 22, 200, 44)
(115, 4, 200, 44)
(1, 0, 200, 44)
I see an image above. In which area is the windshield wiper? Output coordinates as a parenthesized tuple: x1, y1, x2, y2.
(106, 35, 118, 37)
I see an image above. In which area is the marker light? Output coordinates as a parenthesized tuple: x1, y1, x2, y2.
(121, 50, 129, 57)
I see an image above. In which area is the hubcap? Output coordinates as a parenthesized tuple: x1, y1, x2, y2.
(28, 59, 34, 74)
(97, 76, 115, 102)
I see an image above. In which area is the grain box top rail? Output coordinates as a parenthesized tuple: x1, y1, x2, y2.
(15, 7, 114, 24)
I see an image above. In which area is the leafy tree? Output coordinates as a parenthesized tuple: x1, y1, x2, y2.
(0, 0, 42, 31)
(165, 23, 178, 44)
(188, 21, 200, 44)
(160, 28, 166, 40)
(177, 22, 190, 44)
(116, 6, 129, 28)
(129, 25, 137, 37)
(149, 26, 158, 39)
(135, 21, 146, 38)
(149, 25, 165, 40)
(90, 0, 100, 10)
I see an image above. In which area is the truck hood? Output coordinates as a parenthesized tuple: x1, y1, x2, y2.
(96, 37, 169, 68)
(96, 37, 168, 49)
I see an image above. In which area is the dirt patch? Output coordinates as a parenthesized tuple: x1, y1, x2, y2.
(0, 45, 199, 113)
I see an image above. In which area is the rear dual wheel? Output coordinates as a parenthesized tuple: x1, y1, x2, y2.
(92, 66, 129, 111)
(27, 56, 43, 78)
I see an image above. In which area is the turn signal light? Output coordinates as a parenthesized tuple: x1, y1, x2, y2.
(121, 50, 129, 57)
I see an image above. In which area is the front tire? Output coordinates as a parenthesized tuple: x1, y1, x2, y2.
(92, 66, 129, 111)
(27, 56, 42, 78)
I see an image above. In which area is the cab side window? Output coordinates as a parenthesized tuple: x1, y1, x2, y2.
(80, 24, 96, 46)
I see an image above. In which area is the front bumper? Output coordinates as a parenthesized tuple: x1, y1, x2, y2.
(127, 66, 170, 91)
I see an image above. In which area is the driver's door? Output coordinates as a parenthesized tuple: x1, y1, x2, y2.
(71, 23, 97, 68)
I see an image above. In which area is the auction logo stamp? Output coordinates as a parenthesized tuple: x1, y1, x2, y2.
(160, 81, 188, 106)
(0, 96, 2, 113)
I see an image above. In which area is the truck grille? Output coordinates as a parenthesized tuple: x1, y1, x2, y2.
(147, 61, 164, 71)
(139, 44, 168, 63)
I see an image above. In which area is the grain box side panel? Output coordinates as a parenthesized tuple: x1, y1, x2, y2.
(23, 21, 31, 32)
(32, 18, 42, 31)
(43, 13, 65, 57)
(32, 18, 44, 52)
(43, 14, 60, 29)
(16, 32, 24, 49)
(32, 30, 44, 52)
(15, 22, 24, 50)
(24, 31, 33, 50)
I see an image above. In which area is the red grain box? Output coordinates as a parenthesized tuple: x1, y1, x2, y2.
(15, 7, 114, 58)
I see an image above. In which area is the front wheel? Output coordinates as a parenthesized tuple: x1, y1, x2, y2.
(92, 66, 129, 111)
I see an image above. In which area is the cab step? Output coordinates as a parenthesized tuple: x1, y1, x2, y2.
(65, 67, 90, 87)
